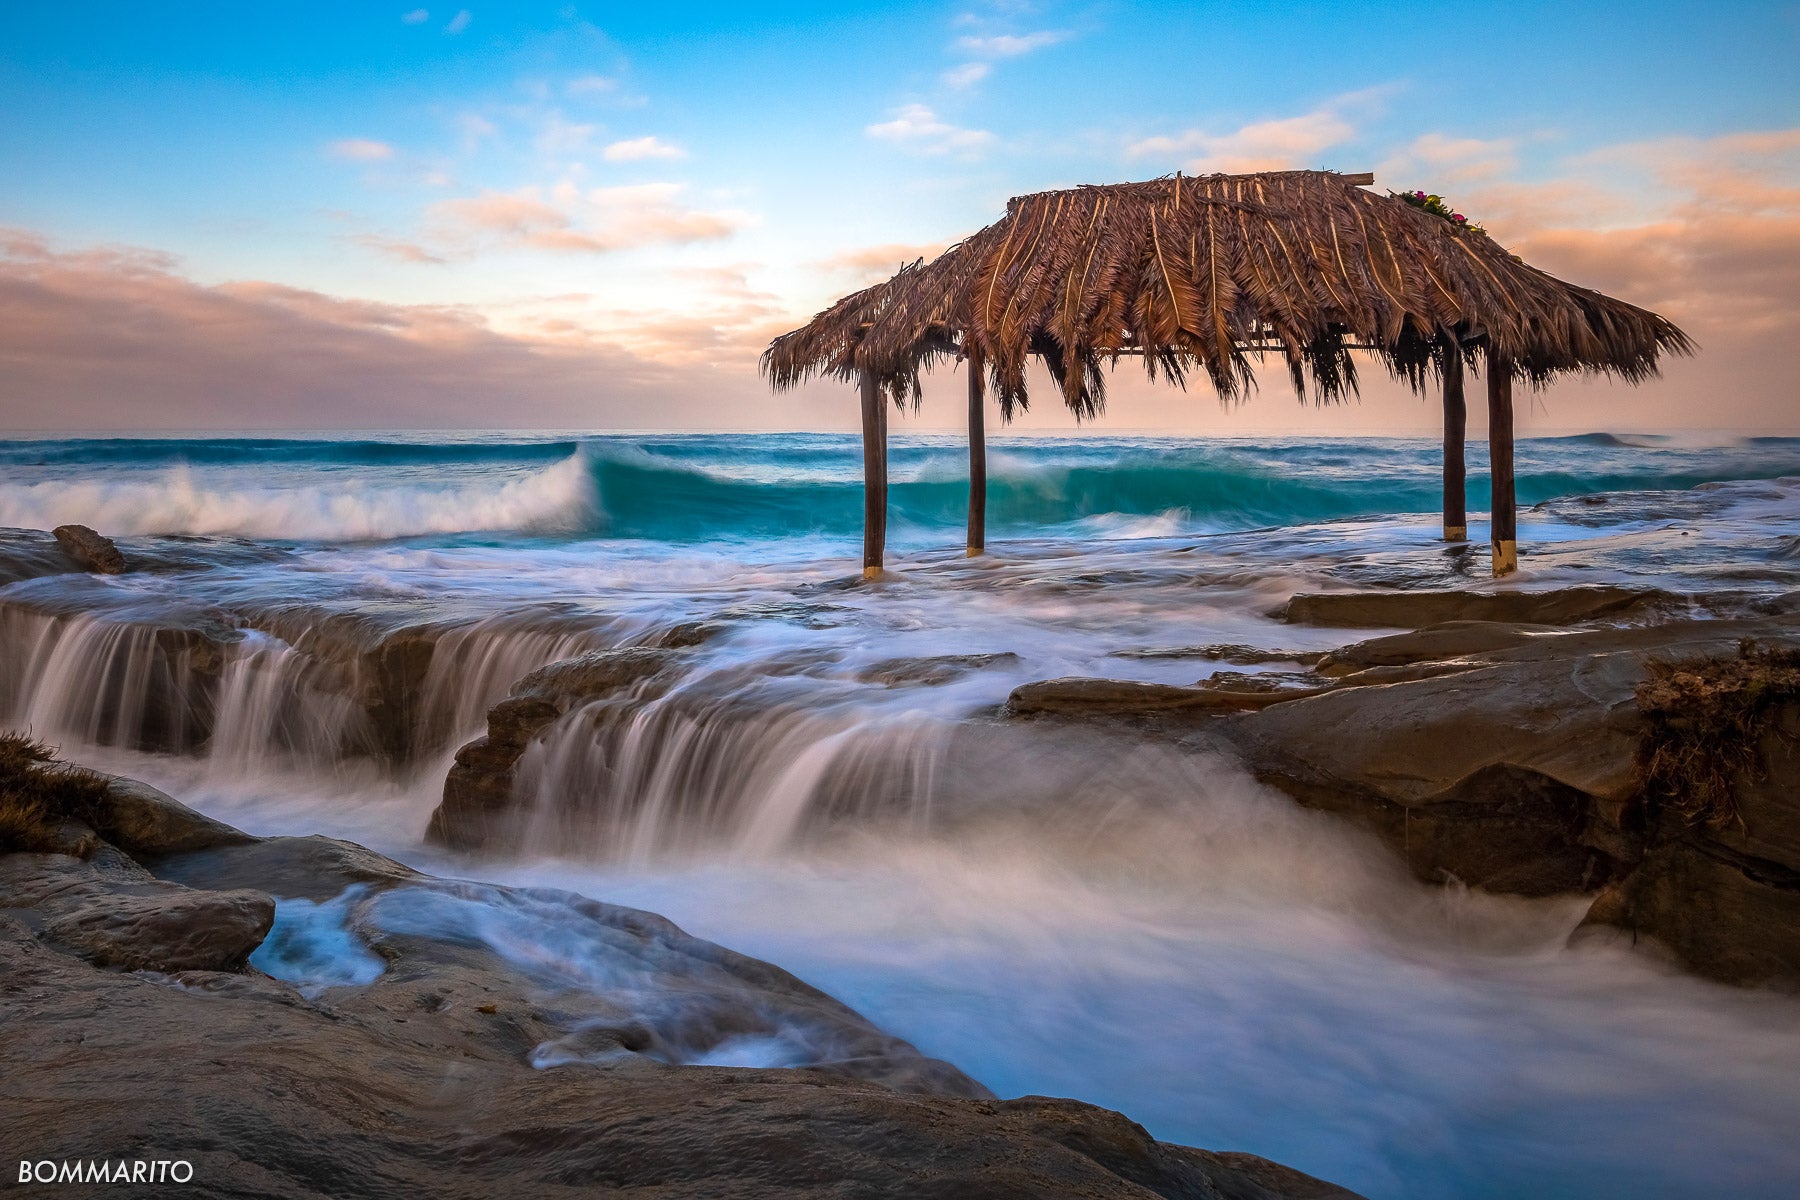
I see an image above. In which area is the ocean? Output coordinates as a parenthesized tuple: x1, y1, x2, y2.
(3, 430, 1799, 1199)
(3, 430, 1798, 545)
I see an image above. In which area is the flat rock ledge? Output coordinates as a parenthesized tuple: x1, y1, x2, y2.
(1007, 590, 1800, 988)
(2, 771, 1360, 1200)
(1276, 584, 1677, 628)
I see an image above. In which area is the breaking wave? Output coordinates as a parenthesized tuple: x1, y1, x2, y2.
(2, 432, 1798, 544)
(0, 450, 596, 541)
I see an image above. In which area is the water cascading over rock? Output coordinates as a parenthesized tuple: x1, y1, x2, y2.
(0, 589, 615, 778)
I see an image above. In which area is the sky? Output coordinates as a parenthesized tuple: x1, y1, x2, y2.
(1, 0, 1796, 434)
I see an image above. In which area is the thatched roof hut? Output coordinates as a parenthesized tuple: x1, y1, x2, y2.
(764, 169, 1692, 578)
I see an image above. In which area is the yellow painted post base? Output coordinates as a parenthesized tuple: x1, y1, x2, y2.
(965, 546, 985, 557)
(862, 565, 886, 581)
(1443, 525, 1468, 542)
(1491, 540, 1518, 577)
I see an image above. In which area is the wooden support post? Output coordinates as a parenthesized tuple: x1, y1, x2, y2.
(966, 348, 986, 556)
(859, 368, 888, 579)
(1442, 345, 1467, 541)
(1485, 344, 1517, 576)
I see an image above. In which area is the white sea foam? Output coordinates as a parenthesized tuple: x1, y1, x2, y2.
(0, 451, 595, 540)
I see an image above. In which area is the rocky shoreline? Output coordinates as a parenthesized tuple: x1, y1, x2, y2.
(431, 583, 1800, 988)
(7, 524, 1800, 1194)
(1, 751, 1360, 1199)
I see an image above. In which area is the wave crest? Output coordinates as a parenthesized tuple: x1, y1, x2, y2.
(0, 451, 596, 541)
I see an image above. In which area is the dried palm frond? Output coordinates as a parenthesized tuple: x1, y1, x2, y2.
(762, 170, 1693, 418)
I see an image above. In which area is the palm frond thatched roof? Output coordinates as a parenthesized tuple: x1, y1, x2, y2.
(762, 170, 1692, 419)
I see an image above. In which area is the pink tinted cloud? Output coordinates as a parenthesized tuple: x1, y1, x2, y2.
(328, 138, 395, 161)
(1450, 129, 1800, 345)
(1127, 88, 1392, 173)
(602, 136, 686, 162)
(812, 241, 951, 286)
(349, 233, 447, 265)
(427, 184, 744, 256)
(0, 230, 787, 429)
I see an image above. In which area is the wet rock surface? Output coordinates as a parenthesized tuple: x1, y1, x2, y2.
(0, 526, 298, 583)
(1311, 619, 1564, 674)
(1111, 643, 1328, 666)
(0, 776, 1358, 1200)
(431, 648, 678, 850)
(0, 528, 82, 585)
(1007, 588, 1800, 986)
(857, 651, 1021, 686)
(1007, 677, 1325, 716)
(39, 880, 276, 972)
(91, 773, 256, 857)
(51, 523, 127, 574)
(0, 852, 275, 974)
(1278, 584, 1675, 628)
(1579, 684, 1800, 986)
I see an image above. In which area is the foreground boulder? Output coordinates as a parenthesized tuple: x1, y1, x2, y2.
(38, 879, 275, 972)
(0, 851, 275, 974)
(1219, 618, 1800, 910)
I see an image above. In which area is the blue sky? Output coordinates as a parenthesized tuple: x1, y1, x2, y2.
(2, 2, 1797, 431)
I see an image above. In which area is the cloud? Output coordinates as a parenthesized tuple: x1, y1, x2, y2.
(1376, 133, 1520, 189)
(866, 104, 996, 156)
(427, 182, 746, 256)
(0, 231, 698, 428)
(444, 9, 471, 35)
(349, 234, 448, 265)
(566, 74, 617, 97)
(602, 136, 687, 163)
(455, 112, 497, 150)
(1576, 129, 1800, 216)
(813, 241, 951, 286)
(942, 62, 990, 89)
(401, 8, 429, 24)
(1517, 214, 1800, 341)
(328, 139, 396, 162)
(1127, 89, 1391, 173)
(533, 113, 597, 155)
(955, 31, 1068, 57)
(1466, 129, 1800, 342)
(510, 266, 796, 368)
